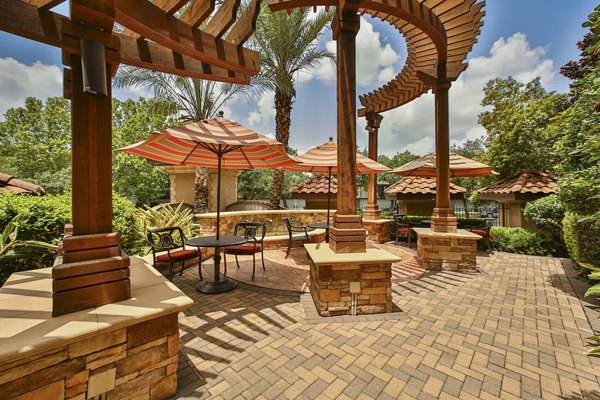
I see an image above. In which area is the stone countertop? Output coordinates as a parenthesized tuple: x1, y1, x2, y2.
(412, 227, 482, 239)
(0, 257, 194, 364)
(304, 243, 401, 265)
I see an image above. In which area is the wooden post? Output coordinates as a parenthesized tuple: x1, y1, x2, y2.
(329, 10, 366, 253)
(431, 78, 458, 233)
(363, 111, 383, 221)
(52, 0, 131, 317)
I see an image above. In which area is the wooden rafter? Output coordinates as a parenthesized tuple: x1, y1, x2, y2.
(154, 0, 189, 15)
(226, 0, 262, 46)
(203, 0, 241, 38)
(22, 0, 65, 10)
(0, 0, 250, 83)
(115, 0, 260, 75)
(180, 0, 216, 28)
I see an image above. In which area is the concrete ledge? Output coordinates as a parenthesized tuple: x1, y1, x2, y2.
(304, 242, 401, 265)
(0, 257, 193, 364)
(412, 227, 482, 239)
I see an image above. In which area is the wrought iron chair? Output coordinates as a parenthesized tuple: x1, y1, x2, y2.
(224, 222, 267, 279)
(393, 214, 414, 247)
(282, 217, 310, 258)
(146, 227, 202, 281)
(464, 219, 493, 250)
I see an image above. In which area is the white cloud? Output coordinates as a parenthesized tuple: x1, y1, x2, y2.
(247, 92, 275, 125)
(0, 58, 62, 119)
(304, 17, 401, 86)
(373, 33, 557, 155)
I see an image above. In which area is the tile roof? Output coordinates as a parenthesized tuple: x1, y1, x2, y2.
(289, 174, 337, 194)
(478, 170, 558, 195)
(384, 176, 466, 195)
(0, 173, 45, 195)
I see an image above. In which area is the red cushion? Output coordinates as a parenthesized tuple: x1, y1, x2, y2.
(156, 249, 198, 262)
(225, 244, 261, 254)
(471, 229, 489, 238)
(396, 228, 412, 234)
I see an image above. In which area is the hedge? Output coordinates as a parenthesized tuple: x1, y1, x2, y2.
(489, 227, 550, 256)
(563, 211, 600, 270)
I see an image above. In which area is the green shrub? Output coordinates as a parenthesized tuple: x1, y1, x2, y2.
(563, 211, 600, 269)
(489, 227, 549, 256)
(524, 194, 565, 237)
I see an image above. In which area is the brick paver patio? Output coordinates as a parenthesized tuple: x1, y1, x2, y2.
(173, 247, 600, 399)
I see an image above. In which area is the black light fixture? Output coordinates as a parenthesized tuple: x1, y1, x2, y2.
(80, 39, 107, 97)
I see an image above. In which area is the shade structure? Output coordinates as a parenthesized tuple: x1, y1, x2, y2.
(119, 114, 296, 294)
(281, 138, 391, 224)
(392, 152, 496, 178)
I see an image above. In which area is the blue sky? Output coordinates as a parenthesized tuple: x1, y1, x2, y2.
(0, 1, 596, 156)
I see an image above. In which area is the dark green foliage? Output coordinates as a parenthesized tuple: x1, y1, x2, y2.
(0, 193, 145, 286)
(489, 227, 549, 256)
(524, 194, 565, 237)
(357, 150, 418, 190)
(563, 211, 600, 269)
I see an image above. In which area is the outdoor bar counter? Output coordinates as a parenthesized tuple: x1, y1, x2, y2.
(0, 257, 193, 400)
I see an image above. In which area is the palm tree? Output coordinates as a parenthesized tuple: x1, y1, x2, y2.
(251, 6, 334, 209)
(114, 67, 248, 213)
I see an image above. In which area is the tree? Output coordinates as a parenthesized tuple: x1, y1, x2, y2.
(0, 97, 71, 194)
(112, 98, 176, 206)
(251, 6, 334, 209)
(478, 77, 567, 178)
(356, 150, 418, 190)
(449, 139, 491, 203)
(114, 67, 248, 212)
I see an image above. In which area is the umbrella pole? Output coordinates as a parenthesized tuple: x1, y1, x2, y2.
(216, 152, 222, 241)
(327, 167, 332, 225)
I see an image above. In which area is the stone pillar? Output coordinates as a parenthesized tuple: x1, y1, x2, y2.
(329, 10, 367, 253)
(363, 111, 383, 220)
(431, 78, 458, 233)
(52, 1, 130, 317)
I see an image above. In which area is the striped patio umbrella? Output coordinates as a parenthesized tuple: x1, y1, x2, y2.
(392, 152, 496, 177)
(282, 138, 391, 224)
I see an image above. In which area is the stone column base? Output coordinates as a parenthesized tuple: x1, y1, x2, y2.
(305, 244, 400, 316)
(329, 214, 366, 253)
(362, 219, 393, 243)
(362, 204, 381, 220)
(431, 208, 458, 233)
(414, 228, 480, 272)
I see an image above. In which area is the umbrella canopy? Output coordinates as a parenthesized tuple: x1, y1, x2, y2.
(392, 152, 496, 177)
(283, 138, 391, 174)
(119, 116, 296, 169)
(281, 138, 391, 225)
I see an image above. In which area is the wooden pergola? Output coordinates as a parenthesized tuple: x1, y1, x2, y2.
(0, 0, 262, 316)
(269, 0, 485, 250)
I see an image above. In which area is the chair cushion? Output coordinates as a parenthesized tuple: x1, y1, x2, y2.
(471, 229, 489, 238)
(396, 227, 412, 234)
(225, 244, 261, 254)
(156, 249, 198, 262)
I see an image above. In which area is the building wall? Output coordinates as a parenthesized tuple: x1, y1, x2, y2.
(162, 166, 240, 212)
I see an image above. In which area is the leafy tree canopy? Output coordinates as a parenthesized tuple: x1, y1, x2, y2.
(478, 77, 568, 178)
(0, 97, 71, 194)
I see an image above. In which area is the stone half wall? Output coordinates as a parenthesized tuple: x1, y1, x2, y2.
(0, 313, 180, 400)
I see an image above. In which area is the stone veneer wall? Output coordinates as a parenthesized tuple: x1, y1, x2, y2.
(362, 219, 393, 244)
(309, 261, 393, 316)
(0, 313, 180, 400)
(417, 235, 478, 272)
(196, 209, 330, 237)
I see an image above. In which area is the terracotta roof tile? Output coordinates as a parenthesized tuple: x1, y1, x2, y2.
(384, 176, 466, 195)
(478, 170, 558, 195)
(0, 173, 45, 195)
(289, 174, 337, 194)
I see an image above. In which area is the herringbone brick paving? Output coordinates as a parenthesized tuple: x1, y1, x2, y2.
(173, 250, 600, 399)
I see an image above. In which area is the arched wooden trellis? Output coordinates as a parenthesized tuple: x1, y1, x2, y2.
(0, 0, 263, 315)
(268, 0, 485, 251)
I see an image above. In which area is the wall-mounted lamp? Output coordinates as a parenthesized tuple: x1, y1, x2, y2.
(80, 39, 107, 97)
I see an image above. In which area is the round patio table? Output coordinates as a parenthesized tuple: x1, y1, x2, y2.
(186, 236, 247, 294)
(308, 222, 331, 243)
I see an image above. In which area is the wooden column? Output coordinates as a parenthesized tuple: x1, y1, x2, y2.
(52, 1, 131, 317)
(363, 111, 383, 220)
(329, 10, 366, 253)
(431, 78, 457, 233)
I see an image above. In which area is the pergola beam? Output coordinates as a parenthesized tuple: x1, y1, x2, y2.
(180, 0, 216, 28)
(226, 0, 262, 46)
(22, 0, 65, 10)
(115, 0, 260, 75)
(203, 0, 241, 38)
